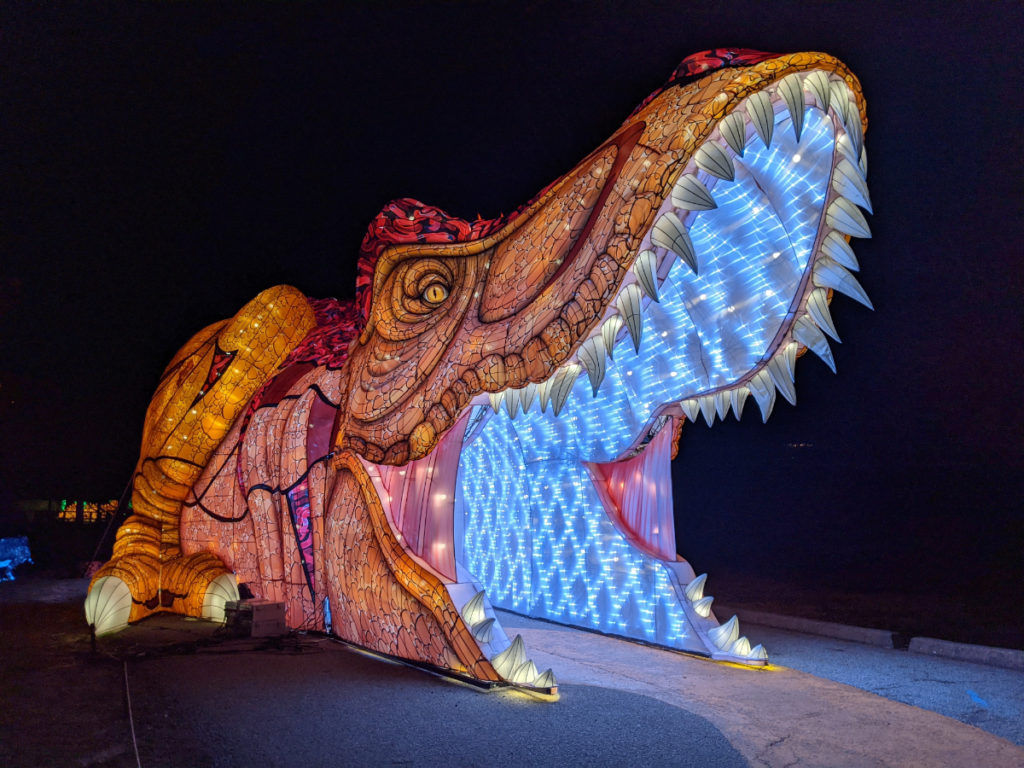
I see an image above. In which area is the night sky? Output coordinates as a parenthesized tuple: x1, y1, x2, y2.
(3, 3, 1021, 601)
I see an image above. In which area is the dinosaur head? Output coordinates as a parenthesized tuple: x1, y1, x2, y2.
(339, 50, 869, 468)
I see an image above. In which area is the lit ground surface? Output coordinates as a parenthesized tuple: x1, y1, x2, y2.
(2, 579, 1022, 767)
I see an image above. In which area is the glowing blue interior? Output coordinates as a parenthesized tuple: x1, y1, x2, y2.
(458, 106, 835, 646)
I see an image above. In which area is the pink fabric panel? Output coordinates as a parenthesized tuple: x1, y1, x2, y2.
(373, 416, 469, 582)
(587, 419, 678, 561)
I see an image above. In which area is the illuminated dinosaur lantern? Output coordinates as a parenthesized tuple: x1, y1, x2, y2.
(86, 49, 871, 692)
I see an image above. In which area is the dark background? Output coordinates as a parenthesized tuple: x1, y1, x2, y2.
(2, 3, 1021, 619)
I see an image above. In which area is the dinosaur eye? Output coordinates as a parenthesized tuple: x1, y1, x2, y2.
(422, 282, 449, 304)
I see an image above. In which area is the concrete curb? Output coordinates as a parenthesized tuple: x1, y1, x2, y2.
(715, 605, 895, 648)
(718, 604, 1024, 671)
(908, 636, 1024, 672)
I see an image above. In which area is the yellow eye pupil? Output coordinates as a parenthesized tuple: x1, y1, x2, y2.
(424, 283, 449, 303)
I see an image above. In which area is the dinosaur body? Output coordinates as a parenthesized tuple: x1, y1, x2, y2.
(86, 49, 872, 691)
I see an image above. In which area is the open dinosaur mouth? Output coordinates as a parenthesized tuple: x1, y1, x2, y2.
(362, 69, 871, 683)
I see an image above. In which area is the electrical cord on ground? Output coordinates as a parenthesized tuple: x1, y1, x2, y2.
(123, 660, 142, 768)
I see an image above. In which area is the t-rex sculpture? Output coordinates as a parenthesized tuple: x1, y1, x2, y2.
(86, 48, 871, 694)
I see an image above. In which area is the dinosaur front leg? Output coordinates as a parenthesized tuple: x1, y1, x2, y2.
(85, 286, 316, 634)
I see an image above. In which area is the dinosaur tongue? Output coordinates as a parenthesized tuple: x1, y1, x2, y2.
(586, 417, 679, 561)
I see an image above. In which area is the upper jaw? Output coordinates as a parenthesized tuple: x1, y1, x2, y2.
(340, 52, 868, 466)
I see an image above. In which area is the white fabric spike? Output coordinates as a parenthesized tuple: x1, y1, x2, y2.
(747, 369, 776, 423)
(859, 147, 868, 178)
(462, 589, 487, 626)
(826, 197, 871, 239)
(767, 342, 798, 406)
(518, 382, 537, 413)
(793, 316, 836, 373)
(699, 394, 716, 426)
(829, 80, 852, 126)
(714, 391, 731, 420)
(749, 644, 769, 661)
(820, 231, 859, 272)
(813, 257, 874, 309)
(680, 399, 700, 422)
(578, 336, 607, 396)
(832, 158, 872, 213)
(472, 617, 495, 644)
(805, 288, 840, 342)
(534, 668, 558, 689)
(709, 615, 740, 650)
(491, 634, 527, 678)
(693, 596, 714, 618)
(778, 72, 805, 141)
(511, 659, 540, 685)
(804, 70, 831, 113)
(537, 379, 552, 413)
(745, 90, 774, 148)
(549, 363, 581, 416)
(729, 386, 750, 421)
(669, 174, 717, 212)
(651, 212, 698, 274)
(685, 573, 707, 602)
(634, 249, 660, 301)
(730, 636, 753, 657)
(848, 114, 864, 158)
(488, 392, 502, 414)
(601, 315, 624, 360)
(695, 142, 735, 181)
(835, 132, 858, 166)
(718, 111, 746, 157)
(615, 284, 644, 352)
(503, 388, 520, 419)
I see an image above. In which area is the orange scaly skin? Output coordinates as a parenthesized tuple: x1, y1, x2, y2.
(90, 51, 867, 685)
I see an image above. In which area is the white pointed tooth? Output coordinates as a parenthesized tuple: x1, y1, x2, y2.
(767, 342, 798, 406)
(684, 573, 707, 602)
(729, 386, 750, 421)
(634, 249, 660, 302)
(601, 315, 624, 359)
(652, 212, 698, 274)
(745, 90, 774, 148)
(534, 668, 558, 689)
(836, 131, 858, 166)
(549, 363, 581, 416)
(511, 659, 540, 685)
(472, 617, 495, 644)
(709, 615, 740, 650)
(813, 257, 874, 309)
(804, 70, 831, 113)
(749, 644, 769, 661)
(693, 596, 714, 618)
(719, 111, 747, 157)
(793, 316, 837, 373)
(699, 394, 716, 426)
(832, 159, 872, 213)
(829, 80, 852, 126)
(488, 392, 503, 414)
(714, 391, 731, 420)
(747, 369, 777, 423)
(503, 388, 520, 419)
(537, 378, 552, 413)
(615, 284, 644, 352)
(462, 589, 486, 625)
(805, 288, 841, 342)
(826, 197, 871, 239)
(730, 636, 753, 657)
(491, 634, 527, 678)
(518, 382, 537, 413)
(820, 231, 859, 272)
(695, 142, 735, 181)
(859, 147, 868, 178)
(778, 72, 805, 142)
(670, 174, 717, 212)
(680, 398, 700, 422)
(847, 114, 864, 158)
(578, 336, 607, 396)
